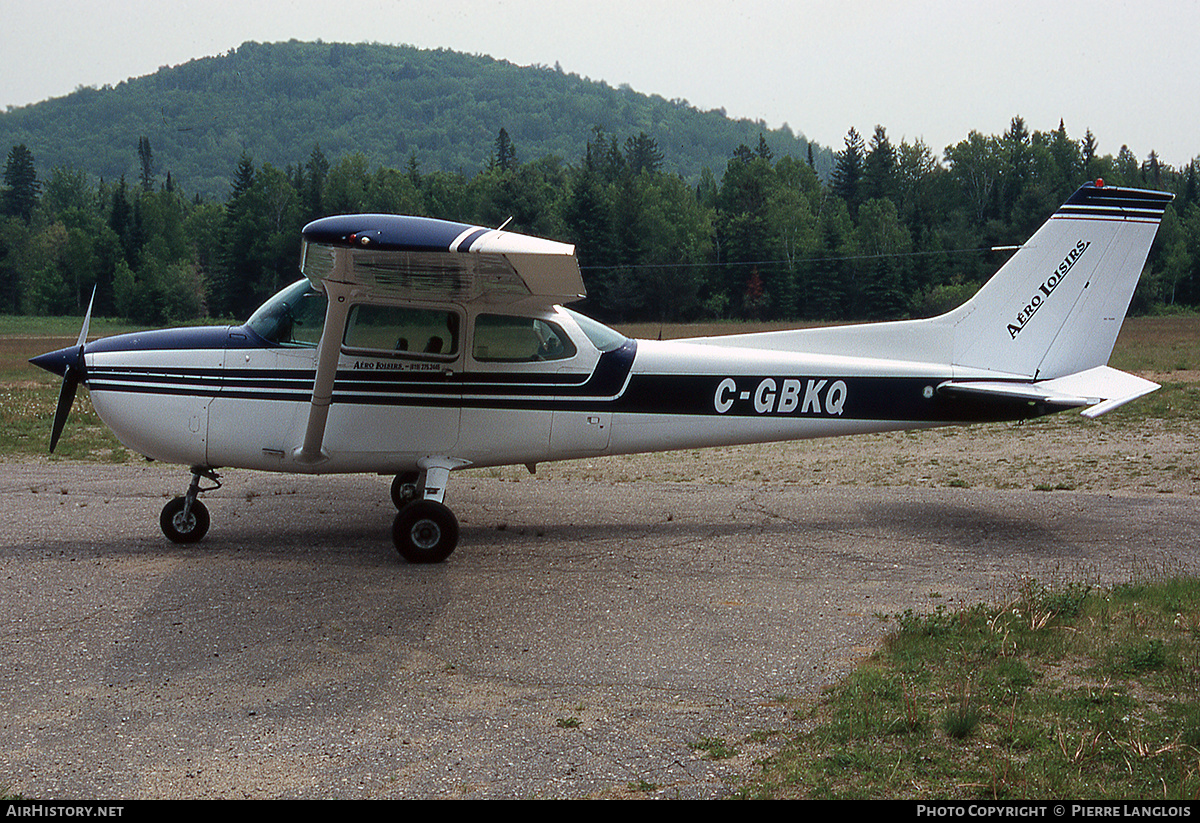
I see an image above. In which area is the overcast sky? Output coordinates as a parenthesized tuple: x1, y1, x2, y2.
(2, 0, 1197, 169)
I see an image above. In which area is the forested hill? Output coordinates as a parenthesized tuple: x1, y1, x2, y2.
(0, 40, 828, 197)
(2, 40, 1197, 327)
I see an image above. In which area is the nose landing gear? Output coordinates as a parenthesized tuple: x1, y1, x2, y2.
(160, 467, 221, 544)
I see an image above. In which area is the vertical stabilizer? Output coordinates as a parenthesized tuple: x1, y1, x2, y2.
(947, 183, 1172, 379)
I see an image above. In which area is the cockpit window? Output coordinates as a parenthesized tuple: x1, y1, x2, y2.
(344, 304, 460, 357)
(561, 308, 629, 352)
(473, 314, 577, 362)
(246, 280, 327, 347)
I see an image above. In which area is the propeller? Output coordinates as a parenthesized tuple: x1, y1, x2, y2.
(30, 287, 95, 453)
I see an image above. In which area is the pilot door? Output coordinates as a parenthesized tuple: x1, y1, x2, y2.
(321, 302, 463, 460)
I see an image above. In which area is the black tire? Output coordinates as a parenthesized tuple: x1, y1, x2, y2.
(390, 471, 421, 510)
(160, 497, 210, 544)
(392, 500, 458, 563)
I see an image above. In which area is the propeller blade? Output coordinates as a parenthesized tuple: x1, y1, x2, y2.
(49, 368, 79, 453)
(76, 285, 96, 349)
(40, 286, 96, 453)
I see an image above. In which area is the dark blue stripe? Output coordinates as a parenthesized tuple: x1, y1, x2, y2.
(86, 365, 1054, 425)
(302, 214, 482, 252)
(86, 343, 638, 402)
(1062, 184, 1172, 216)
(85, 326, 240, 355)
(454, 228, 489, 252)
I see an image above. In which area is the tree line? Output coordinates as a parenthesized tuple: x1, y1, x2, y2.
(2, 116, 1198, 327)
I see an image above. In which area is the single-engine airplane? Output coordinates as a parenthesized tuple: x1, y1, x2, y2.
(32, 181, 1172, 562)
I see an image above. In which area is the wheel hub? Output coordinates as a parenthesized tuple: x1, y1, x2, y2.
(410, 519, 441, 549)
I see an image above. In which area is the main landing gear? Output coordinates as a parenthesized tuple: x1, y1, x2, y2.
(389, 459, 466, 564)
(160, 466, 221, 544)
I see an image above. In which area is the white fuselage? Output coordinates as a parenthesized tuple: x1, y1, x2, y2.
(83, 305, 1026, 477)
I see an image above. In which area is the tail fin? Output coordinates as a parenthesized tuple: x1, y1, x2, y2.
(945, 182, 1173, 379)
(688, 182, 1172, 407)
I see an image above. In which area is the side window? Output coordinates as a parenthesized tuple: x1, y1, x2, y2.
(343, 305, 460, 356)
(473, 314, 577, 362)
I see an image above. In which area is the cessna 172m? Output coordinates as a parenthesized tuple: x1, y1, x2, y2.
(32, 181, 1172, 563)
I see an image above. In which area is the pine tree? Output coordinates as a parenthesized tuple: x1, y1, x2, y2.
(1081, 129, 1098, 168)
(109, 177, 135, 260)
(863, 125, 897, 204)
(1001, 116, 1031, 218)
(215, 153, 259, 317)
(831, 128, 865, 215)
(303, 145, 329, 219)
(755, 134, 773, 162)
(229, 152, 256, 201)
(2, 144, 40, 223)
(624, 133, 664, 176)
(1143, 151, 1163, 188)
(494, 128, 517, 172)
(138, 136, 156, 192)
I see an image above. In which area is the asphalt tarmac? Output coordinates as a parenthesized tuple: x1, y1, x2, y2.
(2, 461, 1198, 799)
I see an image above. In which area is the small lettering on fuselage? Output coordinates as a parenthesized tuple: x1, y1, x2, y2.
(713, 377, 848, 415)
(352, 360, 444, 371)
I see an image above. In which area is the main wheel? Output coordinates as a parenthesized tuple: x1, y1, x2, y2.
(160, 497, 210, 544)
(392, 500, 458, 563)
(390, 471, 421, 509)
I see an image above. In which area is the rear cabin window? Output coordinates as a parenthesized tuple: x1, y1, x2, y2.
(473, 314, 577, 362)
(343, 305, 460, 357)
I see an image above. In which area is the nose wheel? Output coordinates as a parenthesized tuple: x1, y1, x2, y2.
(160, 467, 220, 544)
(160, 497, 210, 543)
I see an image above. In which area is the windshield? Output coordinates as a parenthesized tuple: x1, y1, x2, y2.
(561, 308, 629, 352)
(246, 280, 328, 346)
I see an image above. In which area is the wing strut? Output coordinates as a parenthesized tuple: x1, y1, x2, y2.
(295, 279, 353, 464)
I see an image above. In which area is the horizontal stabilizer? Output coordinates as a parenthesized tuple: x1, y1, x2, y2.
(939, 366, 1159, 418)
(1040, 365, 1161, 418)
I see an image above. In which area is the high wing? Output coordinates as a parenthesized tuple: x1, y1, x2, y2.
(295, 214, 585, 463)
(299, 214, 585, 305)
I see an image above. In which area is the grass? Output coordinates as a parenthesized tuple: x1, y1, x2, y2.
(1, 315, 145, 460)
(733, 576, 1200, 799)
(1108, 316, 1200, 375)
